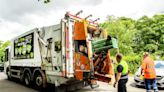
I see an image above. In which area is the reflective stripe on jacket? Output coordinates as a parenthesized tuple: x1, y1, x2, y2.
(142, 57, 156, 79)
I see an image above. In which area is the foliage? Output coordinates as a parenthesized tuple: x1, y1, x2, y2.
(38, 0, 51, 3)
(101, 16, 136, 55)
(0, 41, 10, 62)
(101, 14, 164, 73)
(134, 15, 164, 55)
(123, 55, 142, 74)
(161, 56, 164, 61)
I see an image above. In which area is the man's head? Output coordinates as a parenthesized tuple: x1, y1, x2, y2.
(116, 53, 123, 63)
(143, 52, 149, 59)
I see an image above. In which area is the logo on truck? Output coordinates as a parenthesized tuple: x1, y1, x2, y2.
(14, 33, 34, 59)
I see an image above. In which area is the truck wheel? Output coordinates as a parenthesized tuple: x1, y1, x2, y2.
(6, 68, 11, 80)
(34, 72, 43, 90)
(24, 72, 31, 86)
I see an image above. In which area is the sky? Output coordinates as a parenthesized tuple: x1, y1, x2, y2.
(0, 0, 163, 41)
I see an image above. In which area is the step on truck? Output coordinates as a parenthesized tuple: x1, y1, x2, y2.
(3, 11, 118, 91)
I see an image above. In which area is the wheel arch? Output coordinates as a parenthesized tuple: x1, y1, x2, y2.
(6, 67, 9, 74)
(21, 68, 32, 81)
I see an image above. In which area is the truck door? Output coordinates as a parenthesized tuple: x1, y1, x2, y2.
(4, 48, 9, 62)
(4, 48, 10, 74)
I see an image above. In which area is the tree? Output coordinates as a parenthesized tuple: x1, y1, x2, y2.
(101, 16, 136, 55)
(134, 14, 164, 55)
(0, 41, 10, 62)
(38, 0, 51, 3)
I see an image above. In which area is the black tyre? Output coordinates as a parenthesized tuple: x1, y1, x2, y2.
(34, 72, 44, 90)
(24, 72, 31, 86)
(6, 68, 11, 80)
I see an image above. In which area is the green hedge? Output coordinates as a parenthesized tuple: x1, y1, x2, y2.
(123, 55, 141, 74)
(161, 56, 164, 60)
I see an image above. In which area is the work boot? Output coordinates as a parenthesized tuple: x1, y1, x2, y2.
(90, 80, 99, 89)
(154, 89, 159, 92)
(147, 90, 151, 92)
(90, 83, 99, 89)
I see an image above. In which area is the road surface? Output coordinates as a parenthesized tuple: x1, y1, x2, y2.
(0, 72, 163, 92)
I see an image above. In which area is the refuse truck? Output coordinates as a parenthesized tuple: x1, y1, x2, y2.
(3, 11, 118, 91)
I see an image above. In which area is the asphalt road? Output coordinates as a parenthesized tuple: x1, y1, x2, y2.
(0, 72, 163, 92)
